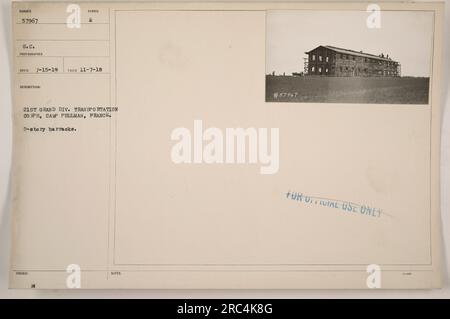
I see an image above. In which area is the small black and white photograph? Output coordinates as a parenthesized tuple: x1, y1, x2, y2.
(266, 10, 434, 104)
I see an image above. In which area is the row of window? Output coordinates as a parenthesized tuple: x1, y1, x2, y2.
(339, 66, 366, 72)
(311, 52, 395, 66)
(311, 54, 329, 62)
(338, 53, 356, 61)
(310, 53, 359, 62)
(311, 66, 329, 73)
(337, 54, 394, 66)
(310, 65, 397, 75)
(310, 66, 360, 74)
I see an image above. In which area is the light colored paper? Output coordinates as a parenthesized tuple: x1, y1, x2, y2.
(9, 1, 444, 289)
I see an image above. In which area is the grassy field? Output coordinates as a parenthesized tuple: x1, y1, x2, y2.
(266, 75, 430, 104)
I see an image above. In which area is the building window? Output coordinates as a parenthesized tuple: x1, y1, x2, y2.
(345, 67, 348, 71)
(319, 55, 322, 62)
(311, 66, 315, 72)
(318, 67, 322, 73)
(326, 56, 329, 62)
(325, 68, 328, 73)
(312, 54, 316, 61)
(352, 56, 355, 60)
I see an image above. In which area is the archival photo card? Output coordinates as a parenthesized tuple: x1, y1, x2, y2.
(9, 1, 444, 289)
(265, 10, 434, 104)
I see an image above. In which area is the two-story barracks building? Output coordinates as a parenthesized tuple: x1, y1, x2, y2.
(305, 45, 401, 77)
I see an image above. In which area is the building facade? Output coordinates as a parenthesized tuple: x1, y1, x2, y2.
(305, 45, 401, 77)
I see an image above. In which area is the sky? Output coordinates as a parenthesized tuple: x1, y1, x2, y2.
(266, 10, 434, 77)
